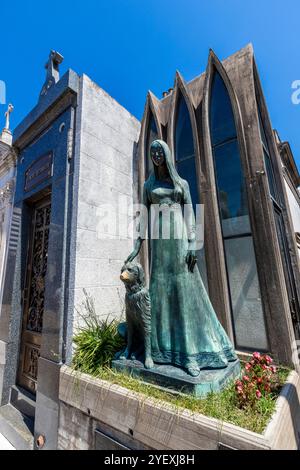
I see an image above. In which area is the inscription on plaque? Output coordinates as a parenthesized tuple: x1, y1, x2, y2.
(25, 153, 53, 192)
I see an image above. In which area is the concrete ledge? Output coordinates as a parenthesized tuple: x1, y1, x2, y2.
(58, 366, 300, 450)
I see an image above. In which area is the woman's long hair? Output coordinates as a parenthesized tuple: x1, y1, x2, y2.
(145, 140, 186, 202)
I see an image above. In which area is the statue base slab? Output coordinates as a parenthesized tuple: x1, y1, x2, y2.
(111, 358, 241, 397)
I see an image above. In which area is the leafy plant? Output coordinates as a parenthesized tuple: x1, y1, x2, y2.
(234, 352, 282, 409)
(72, 290, 125, 374)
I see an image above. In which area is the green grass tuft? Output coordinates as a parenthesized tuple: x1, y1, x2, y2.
(72, 290, 125, 373)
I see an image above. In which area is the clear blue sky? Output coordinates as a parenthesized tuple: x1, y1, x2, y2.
(1, 0, 299, 168)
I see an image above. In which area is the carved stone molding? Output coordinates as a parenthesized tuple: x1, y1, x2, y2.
(0, 144, 17, 179)
(0, 179, 15, 208)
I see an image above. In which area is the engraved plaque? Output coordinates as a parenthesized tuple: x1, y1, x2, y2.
(24, 153, 52, 192)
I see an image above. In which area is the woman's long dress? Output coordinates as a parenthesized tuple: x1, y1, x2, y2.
(145, 178, 237, 370)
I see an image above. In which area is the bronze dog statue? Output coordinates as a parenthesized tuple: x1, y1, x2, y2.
(119, 262, 154, 369)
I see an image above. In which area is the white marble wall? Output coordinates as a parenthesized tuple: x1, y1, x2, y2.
(73, 74, 140, 325)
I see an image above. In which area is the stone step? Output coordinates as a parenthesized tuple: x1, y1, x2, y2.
(10, 385, 36, 420)
(0, 404, 34, 450)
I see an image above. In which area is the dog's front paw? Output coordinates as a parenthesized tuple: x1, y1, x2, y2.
(119, 347, 129, 360)
(144, 357, 154, 369)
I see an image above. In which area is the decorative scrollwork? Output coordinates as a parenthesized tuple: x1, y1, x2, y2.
(26, 204, 51, 333)
(24, 345, 40, 381)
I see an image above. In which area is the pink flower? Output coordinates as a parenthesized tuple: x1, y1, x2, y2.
(253, 352, 261, 360)
(256, 390, 262, 399)
(265, 355, 273, 364)
(245, 363, 251, 371)
(270, 365, 277, 373)
(257, 377, 263, 384)
(243, 375, 250, 382)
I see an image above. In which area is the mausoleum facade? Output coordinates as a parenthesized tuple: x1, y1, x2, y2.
(138, 44, 300, 369)
(0, 44, 299, 449)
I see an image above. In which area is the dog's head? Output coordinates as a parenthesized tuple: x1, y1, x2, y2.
(120, 262, 145, 290)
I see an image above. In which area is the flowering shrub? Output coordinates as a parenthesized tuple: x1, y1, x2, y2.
(235, 352, 280, 409)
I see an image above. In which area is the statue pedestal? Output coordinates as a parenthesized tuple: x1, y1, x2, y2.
(111, 358, 241, 397)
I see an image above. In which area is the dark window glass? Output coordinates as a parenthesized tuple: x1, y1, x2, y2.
(274, 210, 300, 339)
(210, 71, 268, 350)
(175, 94, 195, 162)
(175, 93, 208, 290)
(264, 149, 277, 200)
(257, 102, 280, 203)
(176, 158, 198, 211)
(210, 72, 236, 146)
(213, 140, 250, 237)
(257, 106, 269, 151)
(145, 112, 158, 177)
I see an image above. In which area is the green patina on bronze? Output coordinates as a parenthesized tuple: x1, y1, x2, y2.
(115, 140, 240, 394)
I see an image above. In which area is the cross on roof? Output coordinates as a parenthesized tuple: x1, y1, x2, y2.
(39, 50, 64, 100)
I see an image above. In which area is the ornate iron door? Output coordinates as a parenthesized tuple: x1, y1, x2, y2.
(18, 197, 51, 394)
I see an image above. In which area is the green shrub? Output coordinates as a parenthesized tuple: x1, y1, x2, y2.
(72, 290, 125, 374)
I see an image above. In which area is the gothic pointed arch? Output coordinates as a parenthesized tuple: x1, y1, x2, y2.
(202, 49, 248, 170)
(167, 71, 200, 164)
(167, 71, 208, 287)
(203, 50, 268, 351)
(140, 91, 163, 179)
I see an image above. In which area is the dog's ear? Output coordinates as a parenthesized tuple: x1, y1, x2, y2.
(137, 264, 145, 286)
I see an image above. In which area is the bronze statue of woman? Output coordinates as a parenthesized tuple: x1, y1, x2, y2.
(126, 140, 237, 377)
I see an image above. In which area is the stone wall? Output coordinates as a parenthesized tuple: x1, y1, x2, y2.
(72, 74, 140, 326)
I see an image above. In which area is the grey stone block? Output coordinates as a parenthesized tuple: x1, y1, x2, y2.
(0, 404, 34, 450)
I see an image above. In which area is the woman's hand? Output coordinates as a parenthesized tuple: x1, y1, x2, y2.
(186, 249, 197, 272)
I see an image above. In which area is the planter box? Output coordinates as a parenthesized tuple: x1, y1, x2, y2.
(58, 366, 300, 450)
